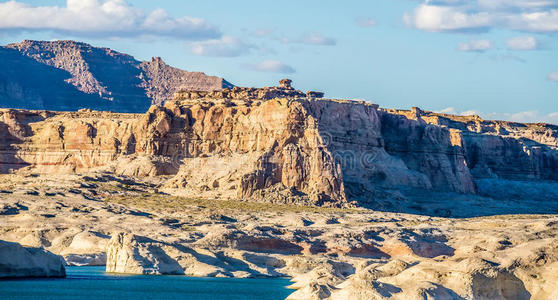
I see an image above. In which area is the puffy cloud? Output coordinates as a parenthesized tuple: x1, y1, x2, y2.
(356, 17, 378, 27)
(404, 5, 492, 32)
(507, 10, 558, 32)
(405, 1, 558, 33)
(245, 60, 296, 73)
(190, 36, 253, 57)
(437, 107, 558, 124)
(0, 0, 220, 40)
(549, 71, 558, 82)
(282, 33, 336, 46)
(506, 36, 538, 50)
(457, 39, 494, 52)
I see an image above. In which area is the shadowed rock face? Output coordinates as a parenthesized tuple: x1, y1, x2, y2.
(1, 83, 557, 207)
(106, 233, 185, 275)
(0, 240, 66, 278)
(0, 47, 103, 112)
(388, 108, 558, 182)
(1, 40, 232, 113)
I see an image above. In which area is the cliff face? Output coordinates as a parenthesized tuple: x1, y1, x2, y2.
(0, 109, 140, 173)
(389, 108, 558, 182)
(1, 40, 231, 113)
(1, 84, 557, 207)
(377, 111, 476, 194)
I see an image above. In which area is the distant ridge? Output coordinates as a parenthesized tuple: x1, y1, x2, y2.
(0, 40, 233, 113)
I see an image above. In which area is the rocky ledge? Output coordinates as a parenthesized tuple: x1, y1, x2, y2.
(0, 240, 66, 278)
(174, 78, 323, 101)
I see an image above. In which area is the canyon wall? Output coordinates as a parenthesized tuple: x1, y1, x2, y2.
(1, 90, 557, 207)
(388, 108, 558, 181)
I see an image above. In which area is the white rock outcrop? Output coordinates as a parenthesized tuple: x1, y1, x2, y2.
(106, 232, 184, 275)
(0, 240, 65, 278)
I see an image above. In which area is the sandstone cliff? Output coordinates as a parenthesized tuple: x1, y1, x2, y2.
(387, 107, 558, 182)
(1, 40, 232, 112)
(1, 81, 557, 208)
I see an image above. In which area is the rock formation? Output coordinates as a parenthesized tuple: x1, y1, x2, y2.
(0, 240, 66, 278)
(1, 40, 232, 112)
(172, 81, 308, 101)
(106, 233, 185, 275)
(2, 40, 557, 300)
(0, 170, 557, 298)
(385, 107, 558, 182)
(1, 79, 557, 208)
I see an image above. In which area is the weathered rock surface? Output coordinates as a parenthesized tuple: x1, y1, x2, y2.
(0, 174, 556, 299)
(387, 107, 558, 182)
(0, 240, 66, 278)
(1, 40, 232, 112)
(1, 80, 557, 208)
(59, 231, 109, 266)
(106, 232, 185, 275)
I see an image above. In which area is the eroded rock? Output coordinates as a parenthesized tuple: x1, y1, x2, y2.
(0, 240, 65, 278)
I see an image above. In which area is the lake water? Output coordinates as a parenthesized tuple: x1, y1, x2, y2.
(0, 266, 294, 299)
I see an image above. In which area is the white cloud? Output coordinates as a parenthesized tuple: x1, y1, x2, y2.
(507, 10, 558, 32)
(405, 1, 558, 33)
(549, 71, 558, 82)
(245, 60, 296, 73)
(282, 33, 337, 46)
(0, 0, 220, 40)
(506, 36, 538, 50)
(190, 36, 252, 57)
(356, 17, 378, 27)
(476, 0, 558, 11)
(457, 39, 494, 52)
(404, 5, 492, 32)
(437, 107, 558, 124)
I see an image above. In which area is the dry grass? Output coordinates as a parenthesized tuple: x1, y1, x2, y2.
(105, 193, 357, 215)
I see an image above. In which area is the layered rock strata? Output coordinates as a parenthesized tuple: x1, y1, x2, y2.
(1, 81, 557, 206)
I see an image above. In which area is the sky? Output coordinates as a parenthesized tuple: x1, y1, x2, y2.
(1, 0, 558, 123)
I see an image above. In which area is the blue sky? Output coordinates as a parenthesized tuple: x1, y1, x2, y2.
(1, 0, 558, 123)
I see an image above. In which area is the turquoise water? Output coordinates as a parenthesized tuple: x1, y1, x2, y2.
(0, 266, 294, 299)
